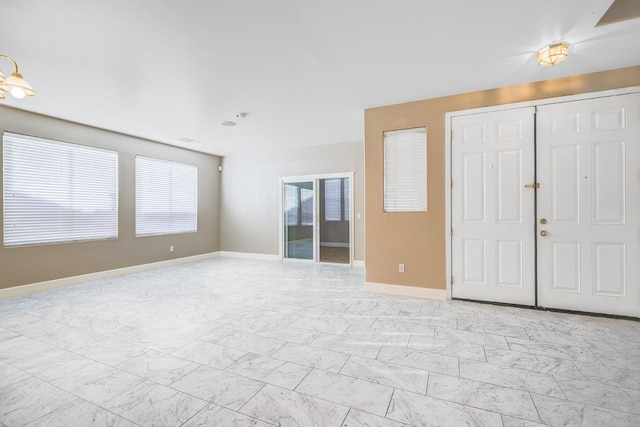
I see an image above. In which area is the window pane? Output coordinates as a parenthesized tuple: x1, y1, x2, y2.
(343, 178, 350, 221)
(300, 187, 314, 226)
(324, 179, 342, 221)
(284, 184, 299, 226)
(135, 156, 197, 235)
(384, 127, 427, 212)
(3, 132, 118, 247)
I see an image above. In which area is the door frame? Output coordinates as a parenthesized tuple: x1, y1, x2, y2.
(445, 86, 640, 300)
(279, 172, 355, 265)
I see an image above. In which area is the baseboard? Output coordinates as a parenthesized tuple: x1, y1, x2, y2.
(320, 242, 350, 248)
(363, 281, 447, 300)
(219, 251, 280, 261)
(0, 252, 221, 300)
(353, 260, 365, 268)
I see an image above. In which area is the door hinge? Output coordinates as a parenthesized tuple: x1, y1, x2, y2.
(451, 276, 454, 285)
(524, 183, 540, 189)
(450, 227, 453, 236)
(451, 180, 454, 189)
(450, 130, 454, 140)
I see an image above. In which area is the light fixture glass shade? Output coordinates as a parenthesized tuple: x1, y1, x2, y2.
(0, 69, 5, 99)
(1, 72, 36, 98)
(537, 42, 569, 67)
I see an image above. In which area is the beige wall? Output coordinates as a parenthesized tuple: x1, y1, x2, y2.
(220, 140, 364, 261)
(0, 107, 221, 289)
(365, 65, 640, 290)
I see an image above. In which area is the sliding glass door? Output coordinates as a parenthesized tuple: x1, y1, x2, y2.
(281, 173, 354, 264)
(283, 181, 315, 260)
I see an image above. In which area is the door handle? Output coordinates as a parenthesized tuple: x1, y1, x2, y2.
(540, 230, 548, 237)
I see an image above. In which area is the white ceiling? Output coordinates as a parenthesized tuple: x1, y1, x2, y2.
(1, 0, 639, 156)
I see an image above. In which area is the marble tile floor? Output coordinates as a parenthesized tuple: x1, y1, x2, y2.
(1, 257, 639, 426)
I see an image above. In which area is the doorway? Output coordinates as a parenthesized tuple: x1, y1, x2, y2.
(449, 91, 640, 317)
(281, 173, 354, 265)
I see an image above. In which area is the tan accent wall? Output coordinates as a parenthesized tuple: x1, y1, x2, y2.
(365, 65, 640, 290)
(220, 140, 364, 261)
(0, 106, 221, 289)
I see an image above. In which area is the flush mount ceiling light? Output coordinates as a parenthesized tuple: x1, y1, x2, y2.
(0, 54, 36, 99)
(537, 42, 569, 67)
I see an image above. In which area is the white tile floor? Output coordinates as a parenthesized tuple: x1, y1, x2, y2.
(1, 257, 639, 426)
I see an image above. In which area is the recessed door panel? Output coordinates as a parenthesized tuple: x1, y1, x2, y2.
(497, 119, 522, 140)
(463, 153, 486, 223)
(592, 140, 625, 224)
(463, 123, 486, 144)
(593, 243, 626, 297)
(550, 145, 580, 224)
(497, 240, 522, 288)
(550, 242, 581, 293)
(497, 150, 522, 223)
(592, 107, 625, 132)
(551, 113, 580, 135)
(462, 239, 486, 285)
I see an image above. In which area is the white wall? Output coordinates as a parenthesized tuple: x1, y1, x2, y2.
(220, 140, 364, 261)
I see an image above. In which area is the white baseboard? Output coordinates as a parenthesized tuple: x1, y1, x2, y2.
(219, 251, 280, 261)
(320, 242, 350, 248)
(353, 260, 365, 268)
(0, 252, 221, 300)
(363, 281, 447, 300)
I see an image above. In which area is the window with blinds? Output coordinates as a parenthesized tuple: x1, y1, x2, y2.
(135, 156, 197, 236)
(3, 132, 118, 247)
(343, 178, 350, 221)
(324, 178, 351, 222)
(284, 184, 299, 226)
(324, 179, 342, 221)
(383, 127, 427, 212)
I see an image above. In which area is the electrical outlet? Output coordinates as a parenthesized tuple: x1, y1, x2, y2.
(169, 245, 174, 252)
(399, 263, 405, 273)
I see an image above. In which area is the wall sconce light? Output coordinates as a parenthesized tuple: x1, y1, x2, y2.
(0, 54, 36, 99)
(537, 42, 569, 67)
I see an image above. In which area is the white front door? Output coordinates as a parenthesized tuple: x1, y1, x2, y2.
(536, 94, 640, 317)
(451, 107, 536, 305)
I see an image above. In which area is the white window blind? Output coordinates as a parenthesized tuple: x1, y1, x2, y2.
(135, 156, 197, 236)
(383, 127, 427, 212)
(324, 179, 341, 221)
(300, 187, 314, 226)
(3, 132, 118, 247)
(343, 178, 350, 221)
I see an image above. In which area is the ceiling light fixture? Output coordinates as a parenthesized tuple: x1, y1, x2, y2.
(537, 42, 569, 67)
(0, 54, 36, 99)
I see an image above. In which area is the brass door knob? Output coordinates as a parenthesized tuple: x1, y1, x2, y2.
(540, 230, 548, 237)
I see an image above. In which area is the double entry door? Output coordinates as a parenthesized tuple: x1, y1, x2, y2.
(451, 93, 640, 317)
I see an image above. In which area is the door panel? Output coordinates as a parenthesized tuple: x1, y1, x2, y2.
(451, 107, 536, 305)
(283, 181, 315, 260)
(537, 93, 640, 317)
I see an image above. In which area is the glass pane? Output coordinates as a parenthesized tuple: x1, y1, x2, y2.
(324, 178, 341, 221)
(284, 181, 314, 260)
